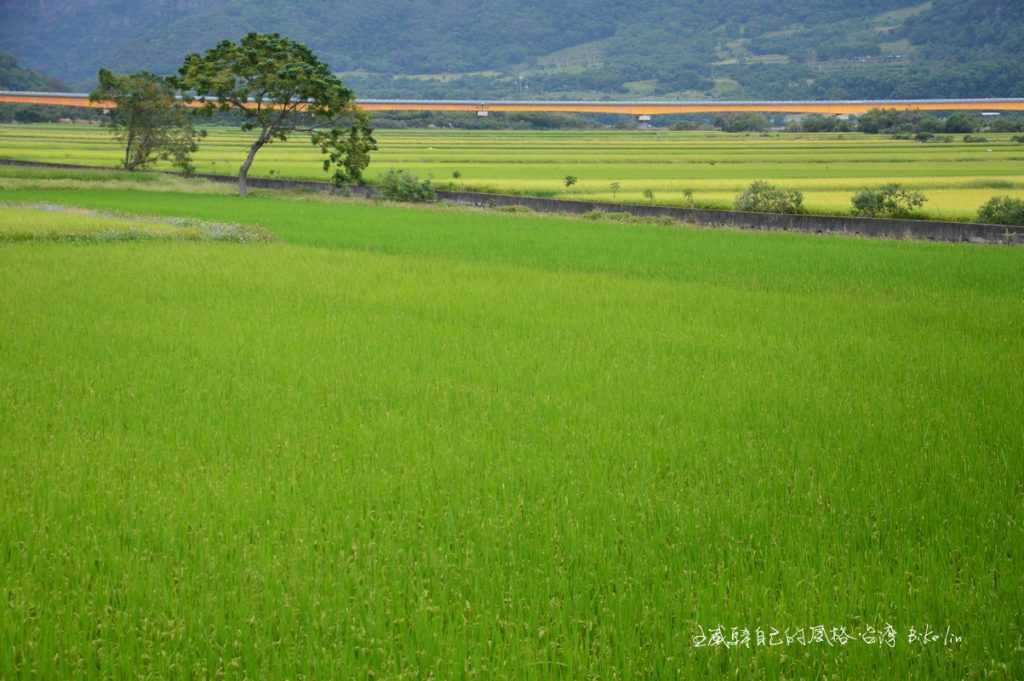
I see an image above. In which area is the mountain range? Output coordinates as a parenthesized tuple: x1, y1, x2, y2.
(1, 0, 1021, 99)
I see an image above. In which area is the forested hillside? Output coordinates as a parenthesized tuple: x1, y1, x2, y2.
(0, 0, 1021, 98)
(0, 53, 65, 91)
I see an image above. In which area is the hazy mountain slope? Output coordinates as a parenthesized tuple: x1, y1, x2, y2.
(0, 0, 1020, 98)
(0, 53, 65, 91)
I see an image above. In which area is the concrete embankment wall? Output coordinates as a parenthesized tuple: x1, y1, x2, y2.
(434, 190, 1023, 245)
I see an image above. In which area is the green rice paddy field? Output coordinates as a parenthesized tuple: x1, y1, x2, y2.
(2, 123, 1024, 219)
(1, 167, 1023, 680)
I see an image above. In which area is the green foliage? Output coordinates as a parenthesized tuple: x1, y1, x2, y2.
(6, 2, 1023, 99)
(609, 181, 621, 199)
(0, 52, 65, 91)
(988, 115, 1024, 133)
(90, 69, 203, 173)
(857, 109, 942, 135)
(563, 175, 578, 188)
(734, 181, 805, 214)
(176, 33, 361, 195)
(581, 209, 675, 226)
(855, 110, 993, 137)
(904, 0, 1024, 61)
(0, 106, 52, 124)
(962, 135, 989, 143)
(177, 33, 355, 128)
(378, 169, 436, 202)
(977, 196, 1024, 225)
(669, 120, 707, 131)
(583, 209, 630, 221)
(367, 111, 601, 130)
(850, 184, 928, 218)
(798, 114, 852, 133)
(943, 113, 980, 134)
(642, 188, 655, 202)
(714, 112, 770, 132)
(311, 110, 377, 186)
(856, 111, 998, 138)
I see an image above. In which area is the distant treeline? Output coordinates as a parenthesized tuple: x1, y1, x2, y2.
(0, 105, 621, 130)
(672, 110, 1024, 135)
(7, 103, 1024, 135)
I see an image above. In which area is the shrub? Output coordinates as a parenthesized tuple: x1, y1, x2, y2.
(943, 113, 980, 134)
(1011, 135, 1024, 144)
(850, 184, 927, 218)
(734, 181, 805, 214)
(649, 215, 677, 226)
(977, 196, 1024, 226)
(858, 108, 942, 135)
(989, 116, 1024, 133)
(563, 175, 578, 188)
(799, 114, 837, 133)
(670, 120, 706, 131)
(962, 135, 989, 143)
(378, 169, 436, 202)
(714, 112, 770, 132)
(582, 210, 631, 222)
(795, 114, 853, 133)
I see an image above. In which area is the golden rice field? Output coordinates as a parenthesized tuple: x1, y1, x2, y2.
(1, 123, 1023, 219)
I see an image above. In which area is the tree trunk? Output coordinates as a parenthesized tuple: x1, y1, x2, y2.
(123, 129, 135, 170)
(238, 136, 265, 197)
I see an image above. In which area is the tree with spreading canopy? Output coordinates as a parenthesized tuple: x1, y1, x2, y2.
(175, 33, 374, 196)
(311, 109, 377, 187)
(90, 69, 203, 173)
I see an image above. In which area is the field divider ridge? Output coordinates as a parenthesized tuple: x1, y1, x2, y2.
(2, 158, 1021, 245)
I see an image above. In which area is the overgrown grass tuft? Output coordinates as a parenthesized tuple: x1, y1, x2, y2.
(0, 202, 274, 243)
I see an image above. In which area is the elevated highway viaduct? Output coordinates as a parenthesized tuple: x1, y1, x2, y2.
(2, 91, 1023, 117)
